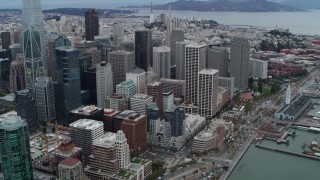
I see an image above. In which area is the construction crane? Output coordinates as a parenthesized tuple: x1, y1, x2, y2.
(47, 122, 75, 148)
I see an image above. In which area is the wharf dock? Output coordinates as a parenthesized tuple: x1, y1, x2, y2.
(255, 144, 320, 161)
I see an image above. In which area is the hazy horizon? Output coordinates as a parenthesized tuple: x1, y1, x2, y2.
(0, 0, 174, 9)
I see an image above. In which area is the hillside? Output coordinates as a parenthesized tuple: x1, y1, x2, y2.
(151, 0, 300, 12)
(282, 0, 320, 9)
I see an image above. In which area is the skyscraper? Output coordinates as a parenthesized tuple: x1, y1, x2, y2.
(175, 41, 188, 80)
(70, 119, 104, 165)
(22, 27, 45, 91)
(34, 77, 56, 126)
(85, 9, 99, 41)
(121, 113, 148, 156)
(198, 69, 219, 118)
(164, 105, 185, 137)
(116, 79, 136, 98)
(22, 0, 46, 90)
(9, 54, 26, 93)
(54, 46, 81, 124)
(126, 68, 147, 94)
(0, 115, 33, 180)
(165, 6, 172, 47)
(147, 82, 164, 117)
(135, 30, 153, 71)
(130, 94, 153, 115)
(230, 37, 250, 90)
(207, 46, 229, 77)
(153, 46, 171, 80)
(108, 50, 135, 92)
(47, 35, 71, 81)
(113, 23, 124, 46)
(0, 58, 10, 90)
(115, 130, 130, 169)
(58, 158, 84, 180)
(15, 89, 38, 131)
(96, 61, 113, 108)
(1, 31, 11, 50)
(170, 29, 184, 66)
(249, 58, 268, 79)
(185, 43, 206, 104)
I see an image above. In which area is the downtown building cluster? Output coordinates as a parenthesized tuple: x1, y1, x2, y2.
(0, 0, 267, 179)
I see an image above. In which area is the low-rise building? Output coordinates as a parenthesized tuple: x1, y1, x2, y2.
(58, 158, 84, 180)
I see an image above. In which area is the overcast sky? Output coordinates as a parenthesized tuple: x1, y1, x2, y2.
(0, 0, 175, 9)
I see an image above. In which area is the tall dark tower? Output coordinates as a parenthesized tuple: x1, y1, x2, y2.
(1, 31, 11, 50)
(135, 30, 152, 71)
(85, 9, 99, 41)
(54, 46, 81, 124)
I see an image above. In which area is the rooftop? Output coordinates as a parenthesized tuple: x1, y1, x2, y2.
(70, 119, 103, 130)
(0, 114, 27, 131)
(104, 109, 120, 117)
(132, 94, 152, 100)
(93, 132, 116, 148)
(71, 105, 102, 115)
(153, 46, 171, 52)
(127, 68, 145, 74)
(277, 96, 312, 116)
(55, 46, 78, 52)
(115, 110, 136, 119)
(59, 158, 80, 167)
(199, 68, 219, 75)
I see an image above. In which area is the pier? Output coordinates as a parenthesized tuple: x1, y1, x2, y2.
(255, 144, 320, 161)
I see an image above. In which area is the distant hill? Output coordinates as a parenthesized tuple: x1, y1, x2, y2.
(282, 0, 320, 9)
(147, 0, 300, 12)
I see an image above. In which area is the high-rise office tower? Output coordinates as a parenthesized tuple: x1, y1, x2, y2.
(146, 66, 157, 84)
(146, 103, 160, 131)
(54, 46, 81, 124)
(175, 41, 188, 80)
(85, 9, 99, 41)
(121, 113, 148, 156)
(153, 46, 171, 80)
(34, 77, 56, 126)
(70, 119, 104, 165)
(116, 79, 136, 98)
(147, 82, 164, 117)
(74, 41, 102, 68)
(115, 130, 130, 169)
(165, 6, 172, 47)
(9, 44, 22, 60)
(9, 54, 26, 93)
(108, 50, 135, 92)
(47, 35, 71, 81)
(185, 43, 206, 104)
(96, 61, 113, 108)
(89, 133, 120, 174)
(249, 58, 268, 79)
(170, 29, 184, 66)
(162, 91, 174, 111)
(164, 105, 185, 137)
(135, 30, 153, 71)
(130, 94, 153, 115)
(230, 37, 250, 90)
(198, 69, 219, 118)
(0, 115, 33, 180)
(15, 89, 38, 131)
(23, 26, 46, 91)
(126, 68, 147, 94)
(58, 158, 84, 180)
(113, 23, 124, 46)
(1, 31, 11, 50)
(207, 46, 229, 77)
(218, 77, 235, 99)
(0, 58, 10, 90)
(22, 0, 46, 90)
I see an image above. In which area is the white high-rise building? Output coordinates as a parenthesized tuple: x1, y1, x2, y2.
(185, 43, 206, 104)
(198, 69, 219, 118)
(249, 58, 268, 79)
(163, 91, 174, 111)
(115, 130, 130, 169)
(113, 23, 124, 46)
(126, 68, 147, 94)
(130, 94, 153, 115)
(165, 6, 172, 47)
(96, 61, 113, 108)
(153, 46, 171, 80)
